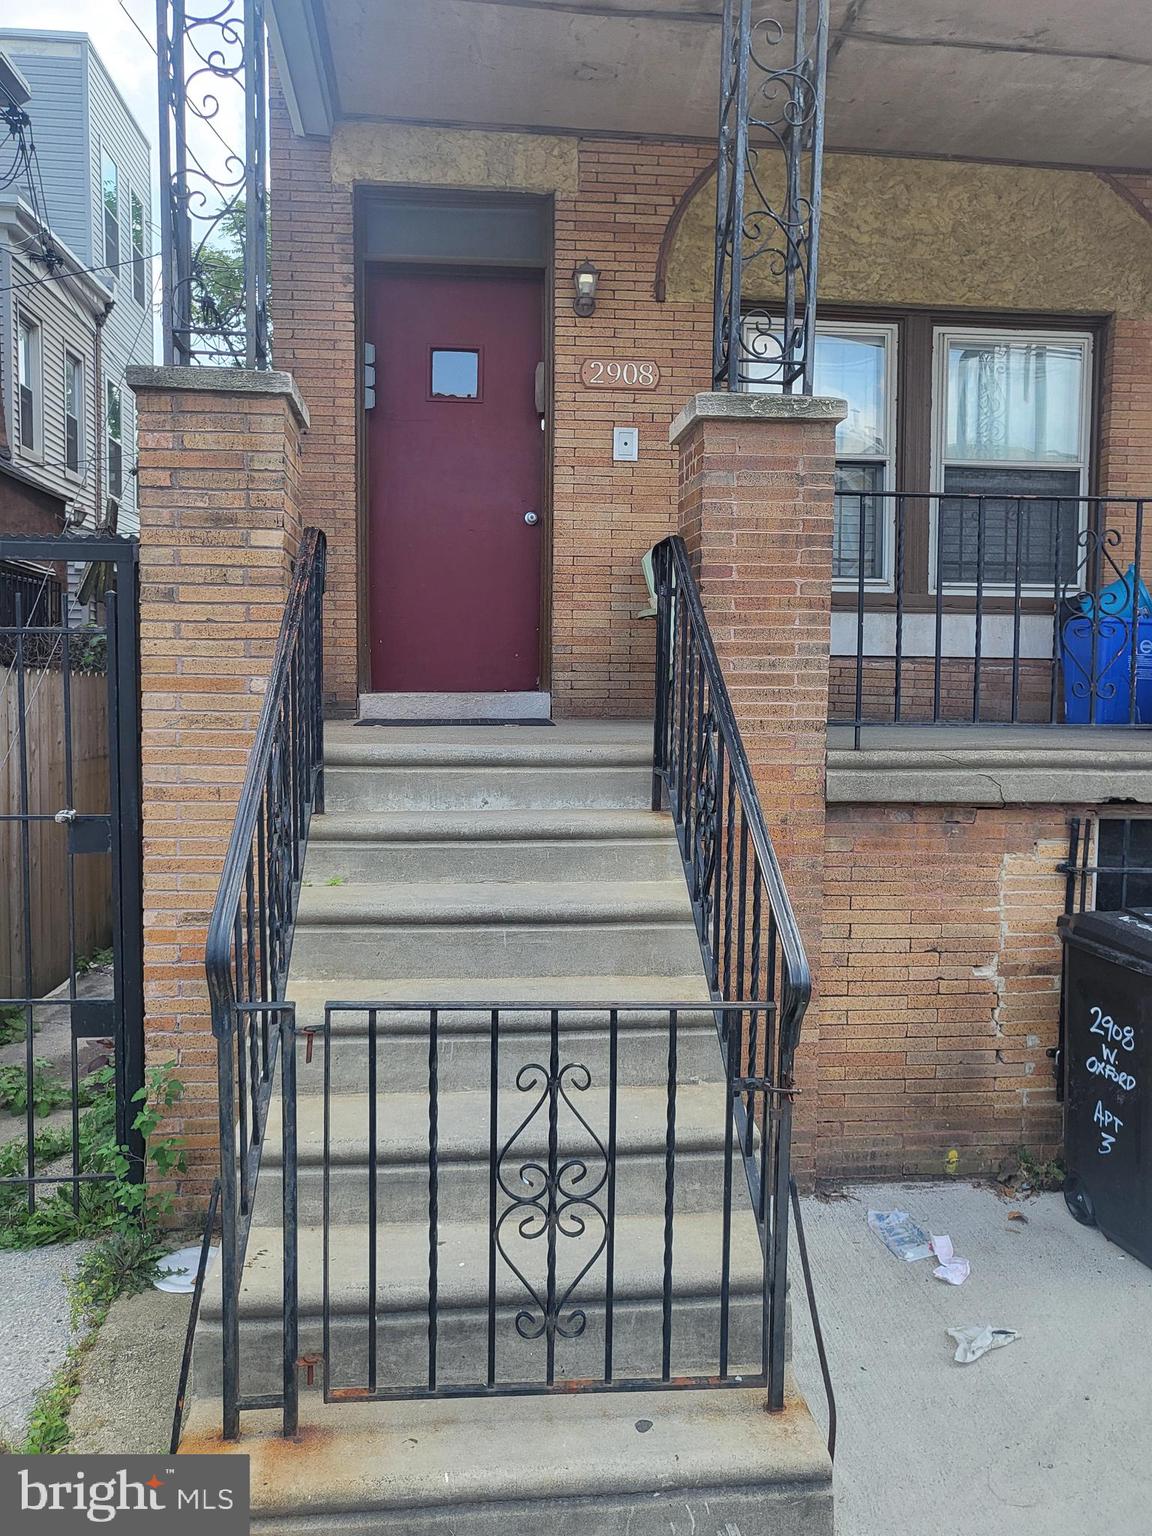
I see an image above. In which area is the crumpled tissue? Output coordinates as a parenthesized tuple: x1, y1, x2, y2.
(930, 1233, 970, 1285)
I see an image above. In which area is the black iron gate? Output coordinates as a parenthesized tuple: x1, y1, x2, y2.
(0, 535, 143, 1212)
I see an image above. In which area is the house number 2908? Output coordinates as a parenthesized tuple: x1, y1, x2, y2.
(580, 358, 661, 390)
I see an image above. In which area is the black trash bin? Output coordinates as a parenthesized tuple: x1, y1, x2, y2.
(1057, 908, 1152, 1268)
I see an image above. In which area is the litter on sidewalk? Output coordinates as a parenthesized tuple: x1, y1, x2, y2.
(867, 1209, 933, 1262)
(930, 1234, 971, 1285)
(154, 1244, 218, 1294)
(947, 1325, 1020, 1364)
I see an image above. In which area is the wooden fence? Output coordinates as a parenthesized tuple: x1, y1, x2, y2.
(0, 667, 112, 999)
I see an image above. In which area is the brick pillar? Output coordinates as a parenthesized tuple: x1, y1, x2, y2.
(127, 367, 308, 1216)
(670, 392, 845, 1180)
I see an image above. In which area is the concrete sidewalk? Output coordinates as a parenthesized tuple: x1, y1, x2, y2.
(790, 1180, 1151, 1536)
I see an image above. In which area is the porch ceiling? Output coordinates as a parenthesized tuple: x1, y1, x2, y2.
(272, 0, 1152, 171)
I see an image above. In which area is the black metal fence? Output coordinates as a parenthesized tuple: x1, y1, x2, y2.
(319, 1001, 779, 1402)
(0, 535, 142, 1213)
(650, 534, 811, 1411)
(0, 559, 62, 629)
(832, 492, 1152, 746)
(206, 527, 325, 1439)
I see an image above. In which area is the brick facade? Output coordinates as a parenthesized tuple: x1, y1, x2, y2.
(269, 91, 357, 714)
(551, 142, 713, 715)
(816, 804, 1090, 1180)
(268, 108, 714, 714)
(268, 116, 1152, 720)
(672, 397, 844, 1174)
(130, 370, 305, 1213)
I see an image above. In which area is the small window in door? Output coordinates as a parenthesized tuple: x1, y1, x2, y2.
(430, 348, 481, 400)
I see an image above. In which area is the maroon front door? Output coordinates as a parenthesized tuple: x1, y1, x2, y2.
(366, 267, 544, 692)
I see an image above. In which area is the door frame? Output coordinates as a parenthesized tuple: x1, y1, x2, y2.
(354, 189, 555, 700)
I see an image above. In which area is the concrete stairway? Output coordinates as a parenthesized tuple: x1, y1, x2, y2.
(188, 721, 832, 1534)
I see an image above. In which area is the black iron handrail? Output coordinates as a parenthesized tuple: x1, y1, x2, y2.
(650, 534, 812, 1411)
(206, 526, 325, 1439)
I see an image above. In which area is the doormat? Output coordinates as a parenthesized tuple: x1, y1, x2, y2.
(354, 718, 555, 727)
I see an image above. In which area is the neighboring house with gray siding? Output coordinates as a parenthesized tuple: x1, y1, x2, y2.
(0, 29, 154, 535)
(0, 50, 112, 536)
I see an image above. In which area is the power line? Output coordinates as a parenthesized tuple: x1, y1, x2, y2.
(0, 249, 163, 297)
(118, 0, 246, 170)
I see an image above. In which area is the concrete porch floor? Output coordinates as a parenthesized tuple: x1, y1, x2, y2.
(790, 1180, 1152, 1536)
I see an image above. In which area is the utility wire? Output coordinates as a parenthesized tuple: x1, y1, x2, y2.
(0, 248, 163, 297)
(118, 0, 247, 169)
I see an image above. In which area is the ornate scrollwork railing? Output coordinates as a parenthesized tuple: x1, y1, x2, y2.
(713, 0, 830, 392)
(156, 0, 271, 367)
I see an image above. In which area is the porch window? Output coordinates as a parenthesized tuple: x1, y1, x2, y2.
(935, 330, 1090, 589)
(744, 320, 896, 585)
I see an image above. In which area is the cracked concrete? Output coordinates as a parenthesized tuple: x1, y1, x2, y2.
(826, 726, 1152, 804)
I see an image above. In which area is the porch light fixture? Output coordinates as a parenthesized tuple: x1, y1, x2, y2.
(572, 260, 600, 317)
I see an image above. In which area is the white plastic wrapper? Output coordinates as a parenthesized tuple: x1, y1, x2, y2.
(154, 1243, 219, 1294)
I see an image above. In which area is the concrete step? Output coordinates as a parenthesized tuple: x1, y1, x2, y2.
(302, 809, 683, 884)
(290, 881, 701, 981)
(323, 764, 653, 812)
(180, 1382, 833, 1535)
(286, 988, 726, 1094)
(253, 1080, 740, 1226)
(324, 725, 653, 770)
(197, 1209, 768, 1395)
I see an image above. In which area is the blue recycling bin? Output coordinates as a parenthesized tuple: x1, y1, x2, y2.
(1061, 613, 1152, 723)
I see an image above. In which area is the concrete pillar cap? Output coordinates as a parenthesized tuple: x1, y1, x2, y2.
(669, 390, 848, 446)
(125, 365, 310, 429)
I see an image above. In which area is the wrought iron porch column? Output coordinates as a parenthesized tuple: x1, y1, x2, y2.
(156, 0, 271, 369)
(713, 0, 830, 393)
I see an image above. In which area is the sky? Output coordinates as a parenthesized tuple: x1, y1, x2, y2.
(4, 0, 159, 151)
(3, 0, 248, 359)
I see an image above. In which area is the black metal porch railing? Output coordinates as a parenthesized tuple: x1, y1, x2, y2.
(649, 534, 813, 1412)
(205, 526, 325, 1440)
(831, 492, 1152, 747)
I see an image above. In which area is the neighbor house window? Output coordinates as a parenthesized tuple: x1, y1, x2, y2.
(130, 189, 146, 306)
(106, 379, 123, 501)
(934, 330, 1091, 588)
(17, 315, 41, 454)
(745, 320, 897, 584)
(102, 152, 120, 272)
(64, 351, 84, 476)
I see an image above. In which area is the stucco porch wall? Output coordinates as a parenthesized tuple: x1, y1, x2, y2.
(268, 100, 1152, 716)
